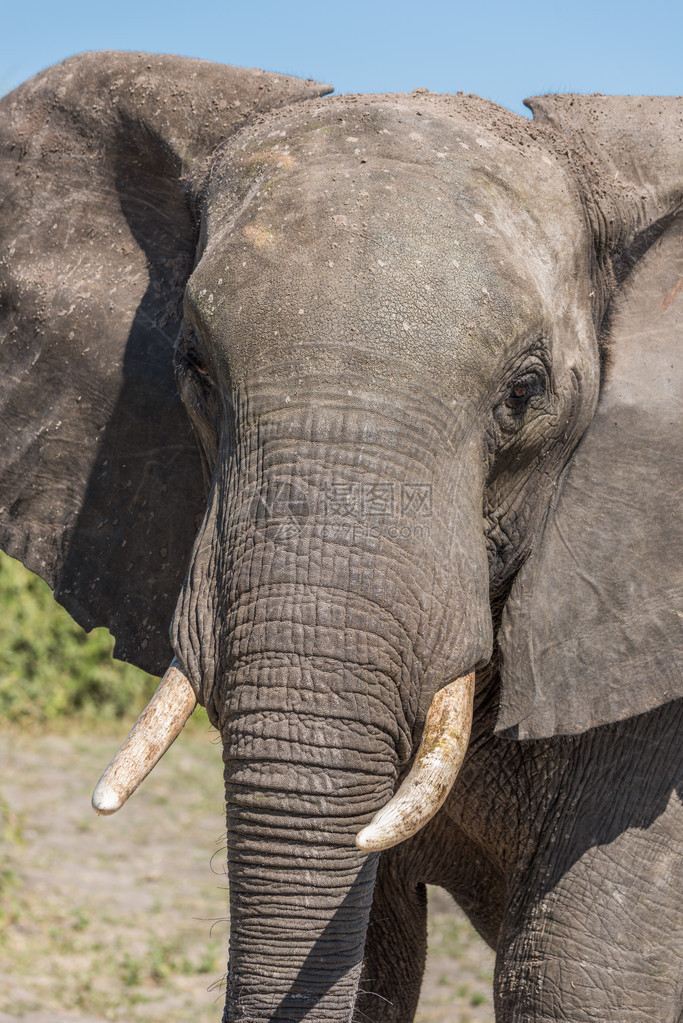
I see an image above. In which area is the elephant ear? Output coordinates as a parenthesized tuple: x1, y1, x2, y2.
(0, 51, 332, 674)
(497, 95, 682, 739)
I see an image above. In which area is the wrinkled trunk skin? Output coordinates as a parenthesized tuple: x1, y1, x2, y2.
(223, 704, 389, 1021)
(173, 380, 492, 1022)
(216, 555, 413, 1022)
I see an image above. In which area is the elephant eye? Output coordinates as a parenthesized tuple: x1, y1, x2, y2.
(187, 346, 212, 383)
(504, 373, 544, 410)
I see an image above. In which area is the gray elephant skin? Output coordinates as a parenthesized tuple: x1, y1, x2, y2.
(0, 52, 681, 1023)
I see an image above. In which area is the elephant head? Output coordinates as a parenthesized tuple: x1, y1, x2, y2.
(1, 53, 680, 1022)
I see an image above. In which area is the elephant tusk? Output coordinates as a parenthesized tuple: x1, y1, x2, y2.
(356, 671, 475, 852)
(91, 659, 197, 815)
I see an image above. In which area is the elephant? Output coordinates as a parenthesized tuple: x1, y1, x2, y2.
(0, 50, 681, 1023)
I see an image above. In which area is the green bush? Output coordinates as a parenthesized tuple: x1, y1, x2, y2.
(0, 551, 157, 723)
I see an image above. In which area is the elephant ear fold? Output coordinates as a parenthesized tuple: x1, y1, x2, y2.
(523, 94, 682, 237)
(497, 214, 682, 739)
(0, 52, 332, 675)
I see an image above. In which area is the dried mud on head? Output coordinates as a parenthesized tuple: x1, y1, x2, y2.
(0, 721, 493, 1023)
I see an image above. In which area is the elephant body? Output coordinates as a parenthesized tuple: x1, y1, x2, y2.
(370, 664, 683, 1021)
(0, 53, 680, 1021)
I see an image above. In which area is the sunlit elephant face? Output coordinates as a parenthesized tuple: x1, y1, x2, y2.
(178, 96, 599, 599)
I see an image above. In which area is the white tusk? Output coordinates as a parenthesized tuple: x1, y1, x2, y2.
(356, 671, 475, 852)
(91, 659, 197, 815)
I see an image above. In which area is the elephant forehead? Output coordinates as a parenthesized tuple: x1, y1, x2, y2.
(189, 97, 586, 385)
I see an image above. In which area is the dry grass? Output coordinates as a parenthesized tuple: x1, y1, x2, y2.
(0, 719, 493, 1023)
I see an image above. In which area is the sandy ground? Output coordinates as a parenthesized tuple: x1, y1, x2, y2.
(0, 718, 494, 1022)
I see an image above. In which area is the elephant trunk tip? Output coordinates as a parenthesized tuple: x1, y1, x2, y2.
(355, 671, 475, 852)
(91, 659, 197, 815)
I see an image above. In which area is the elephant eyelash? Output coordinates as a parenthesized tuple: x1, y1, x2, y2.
(492, 367, 549, 437)
(504, 372, 546, 410)
(177, 322, 212, 383)
(181, 339, 213, 387)
(187, 348, 210, 379)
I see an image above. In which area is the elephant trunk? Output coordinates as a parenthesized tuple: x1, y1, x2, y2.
(222, 688, 394, 1021)
(215, 560, 412, 1018)
(170, 391, 493, 1020)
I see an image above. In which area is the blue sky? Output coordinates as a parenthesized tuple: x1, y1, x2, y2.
(1, 0, 680, 116)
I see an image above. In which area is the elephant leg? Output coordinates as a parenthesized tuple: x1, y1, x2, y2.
(355, 851, 428, 1023)
(495, 784, 683, 1023)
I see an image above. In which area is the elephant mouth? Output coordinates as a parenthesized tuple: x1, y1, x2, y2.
(91, 658, 476, 850)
